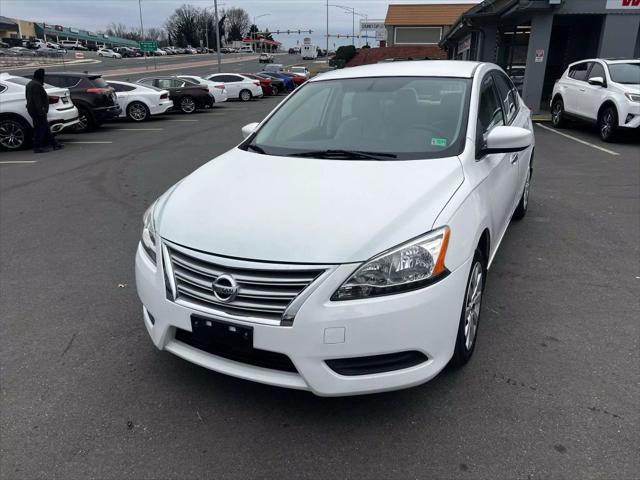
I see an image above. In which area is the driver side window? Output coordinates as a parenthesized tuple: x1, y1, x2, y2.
(476, 76, 504, 152)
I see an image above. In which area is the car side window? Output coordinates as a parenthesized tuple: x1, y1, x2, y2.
(225, 75, 241, 82)
(139, 79, 154, 87)
(156, 79, 174, 89)
(492, 72, 518, 124)
(476, 76, 505, 151)
(109, 83, 123, 92)
(0, 84, 6, 94)
(569, 62, 591, 82)
(589, 62, 606, 81)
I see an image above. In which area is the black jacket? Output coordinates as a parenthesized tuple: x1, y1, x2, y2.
(26, 80, 49, 117)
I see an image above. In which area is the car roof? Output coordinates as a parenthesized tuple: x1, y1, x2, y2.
(311, 60, 483, 82)
(44, 72, 100, 78)
(570, 58, 640, 65)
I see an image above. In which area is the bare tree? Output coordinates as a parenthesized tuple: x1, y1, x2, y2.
(165, 4, 204, 47)
(223, 7, 250, 42)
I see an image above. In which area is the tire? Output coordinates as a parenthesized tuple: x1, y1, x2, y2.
(126, 101, 150, 122)
(73, 107, 95, 133)
(271, 85, 279, 96)
(598, 106, 618, 142)
(450, 249, 486, 368)
(512, 164, 532, 221)
(0, 117, 30, 151)
(179, 96, 196, 114)
(551, 97, 567, 128)
(239, 89, 252, 102)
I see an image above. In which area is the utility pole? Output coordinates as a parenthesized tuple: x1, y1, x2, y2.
(213, 0, 222, 72)
(326, 0, 329, 54)
(138, 0, 148, 70)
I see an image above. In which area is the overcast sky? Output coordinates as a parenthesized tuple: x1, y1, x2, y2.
(2, 0, 478, 48)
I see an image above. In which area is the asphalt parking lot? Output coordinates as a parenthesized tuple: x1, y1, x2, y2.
(1, 56, 639, 479)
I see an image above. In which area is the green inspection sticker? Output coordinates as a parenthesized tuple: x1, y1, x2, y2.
(431, 138, 447, 147)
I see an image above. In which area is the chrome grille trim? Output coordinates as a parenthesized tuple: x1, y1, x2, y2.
(163, 241, 331, 326)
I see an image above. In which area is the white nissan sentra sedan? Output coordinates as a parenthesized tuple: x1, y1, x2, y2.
(136, 61, 534, 396)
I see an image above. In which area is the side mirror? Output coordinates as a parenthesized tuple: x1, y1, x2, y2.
(241, 122, 259, 139)
(588, 76, 605, 87)
(479, 126, 532, 157)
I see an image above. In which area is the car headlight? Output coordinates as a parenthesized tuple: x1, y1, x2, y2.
(332, 226, 450, 301)
(141, 201, 158, 264)
(625, 93, 640, 103)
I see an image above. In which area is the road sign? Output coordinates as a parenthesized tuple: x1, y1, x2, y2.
(139, 40, 157, 52)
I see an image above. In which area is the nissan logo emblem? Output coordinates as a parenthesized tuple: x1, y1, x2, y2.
(211, 274, 239, 303)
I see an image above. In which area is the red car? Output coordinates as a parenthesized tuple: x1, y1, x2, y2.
(242, 73, 274, 96)
(280, 72, 306, 87)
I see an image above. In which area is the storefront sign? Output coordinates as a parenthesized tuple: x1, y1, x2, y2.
(360, 20, 385, 31)
(535, 49, 544, 63)
(606, 0, 640, 8)
(375, 28, 387, 41)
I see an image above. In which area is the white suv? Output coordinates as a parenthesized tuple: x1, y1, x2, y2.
(551, 59, 640, 142)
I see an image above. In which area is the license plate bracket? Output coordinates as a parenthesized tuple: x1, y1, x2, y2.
(190, 315, 253, 352)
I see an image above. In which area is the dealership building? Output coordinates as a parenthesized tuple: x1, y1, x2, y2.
(440, 0, 640, 113)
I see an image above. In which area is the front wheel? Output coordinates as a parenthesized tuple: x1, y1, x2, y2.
(512, 166, 531, 221)
(271, 85, 279, 96)
(450, 250, 486, 367)
(598, 106, 618, 142)
(239, 89, 252, 102)
(551, 98, 566, 128)
(179, 96, 196, 114)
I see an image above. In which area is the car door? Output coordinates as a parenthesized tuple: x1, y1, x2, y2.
(222, 75, 242, 97)
(580, 61, 608, 121)
(564, 62, 591, 115)
(109, 82, 128, 111)
(476, 73, 519, 244)
(492, 71, 530, 209)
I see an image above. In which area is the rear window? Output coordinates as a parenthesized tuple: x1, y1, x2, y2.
(87, 76, 108, 88)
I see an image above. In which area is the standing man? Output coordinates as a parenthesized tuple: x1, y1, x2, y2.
(25, 68, 62, 153)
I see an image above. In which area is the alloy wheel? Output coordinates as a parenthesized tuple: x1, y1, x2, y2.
(181, 97, 196, 113)
(128, 103, 148, 121)
(76, 113, 89, 132)
(240, 90, 251, 102)
(551, 102, 562, 126)
(0, 120, 26, 150)
(464, 261, 483, 351)
(600, 110, 613, 139)
(523, 168, 531, 210)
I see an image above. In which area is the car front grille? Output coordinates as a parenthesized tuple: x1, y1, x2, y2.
(164, 243, 326, 324)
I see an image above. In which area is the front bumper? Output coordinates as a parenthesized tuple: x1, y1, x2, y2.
(618, 101, 640, 129)
(135, 243, 471, 396)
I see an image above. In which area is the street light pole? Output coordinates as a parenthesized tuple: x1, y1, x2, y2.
(213, 0, 222, 72)
(138, 0, 148, 69)
(326, 0, 329, 54)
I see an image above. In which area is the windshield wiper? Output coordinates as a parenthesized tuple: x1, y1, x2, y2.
(289, 149, 397, 160)
(247, 144, 266, 154)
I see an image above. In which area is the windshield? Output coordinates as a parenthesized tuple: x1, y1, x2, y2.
(246, 76, 471, 160)
(608, 62, 640, 84)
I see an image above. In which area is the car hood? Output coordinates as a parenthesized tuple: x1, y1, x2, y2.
(157, 149, 464, 264)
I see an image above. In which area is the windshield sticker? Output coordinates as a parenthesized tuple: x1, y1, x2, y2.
(431, 138, 447, 147)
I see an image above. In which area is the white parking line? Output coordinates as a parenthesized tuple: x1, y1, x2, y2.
(535, 123, 620, 156)
(103, 128, 164, 131)
(168, 119, 199, 122)
(0, 160, 38, 165)
(64, 141, 113, 144)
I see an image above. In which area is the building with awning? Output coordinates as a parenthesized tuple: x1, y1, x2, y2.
(241, 36, 282, 52)
(34, 23, 139, 48)
(440, 0, 640, 113)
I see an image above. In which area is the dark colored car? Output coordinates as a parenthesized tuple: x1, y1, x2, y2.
(136, 76, 213, 113)
(34, 72, 121, 132)
(280, 72, 306, 87)
(113, 47, 136, 58)
(258, 71, 295, 92)
(242, 73, 277, 96)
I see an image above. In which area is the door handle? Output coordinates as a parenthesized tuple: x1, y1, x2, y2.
(579, 88, 585, 92)
(510, 153, 519, 164)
